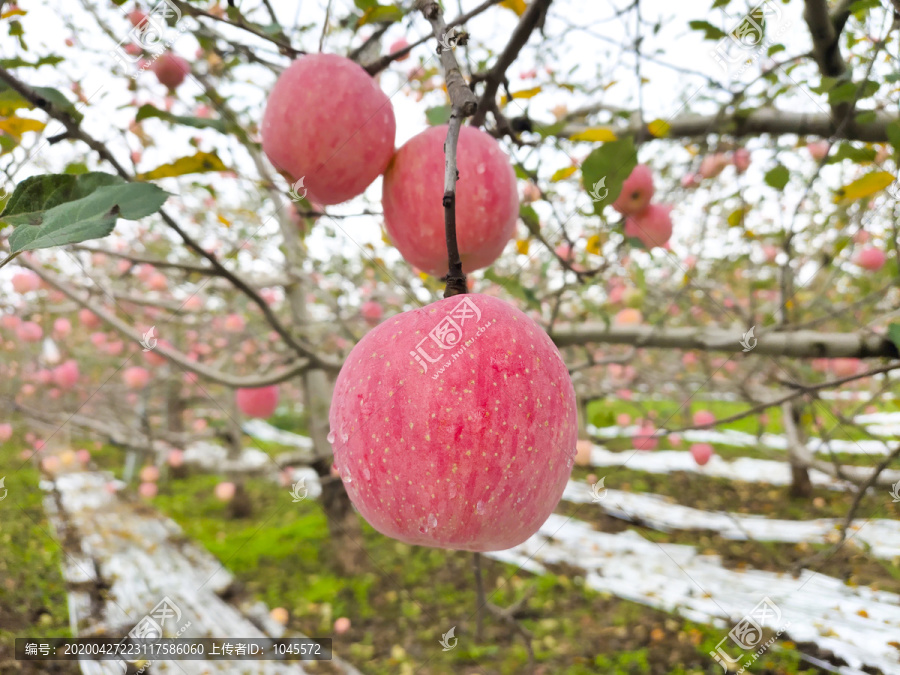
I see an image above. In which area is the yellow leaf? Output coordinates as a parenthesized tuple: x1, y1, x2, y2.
(586, 234, 601, 255)
(511, 86, 542, 100)
(500, 0, 528, 16)
(550, 166, 577, 183)
(833, 171, 895, 203)
(647, 119, 670, 138)
(516, 239, 530, 255)
(418, 271, 431, 282)
(1, 7, 26, 18)
(217, 214, 231, 228)
(381, 229, 393, 246)
(136, 151, 227, 180)
(568, 127, 617, 143)
(0, 116, 45, 140)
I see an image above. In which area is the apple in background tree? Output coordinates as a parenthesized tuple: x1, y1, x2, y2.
(329, 294, 577, 552)
(382, 125, 518, 276)
(18, 321, 43, 342)
(215, 481, 236, 501)
(52, 360, 80, 390)
(139, 482, 158, 498)
(0, 423, 12, 442)
(852, 247, 886, 271)
(150, 52, 190, 90)
(693, 410, 716, 427)
(236, 385, 279, 418)
(360, 301, 383, 326)
(612, 164, 654, 215)
(624, 204, 673, 249)
(690, 443, 714, 465)
(262, 54, 396, 205)
(123, 366, 151, 390)
(388, 38, 410, 60)
(12, 271, 40, 294)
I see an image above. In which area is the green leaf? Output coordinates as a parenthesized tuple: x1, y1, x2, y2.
(809, 76, 839, 95)
(136, 151, 228, 180)
(828, 80, 878, 104)
(358, 4, 402, 25)
(886, 121, 900, 154)
(764, 165, 790, 190)
(711, 0, 730, 7)
(519, 204, 540, 230)
(827, 143, 876, 164)
(688, 20, 726, 41)
(483, 269, 541, 311)
(849, 0, 881, 15)
(64, 162, 89, 175)
(0, 83, 82, 122)
(2, 175, 169, 253)
(767, 44, 785, 57)
(581, 136, 638, 215)
(0, 55, 64, 69)
(135, 104, 229, 133)
(425, 105, 452, 126)
(888, 323, 900, 353)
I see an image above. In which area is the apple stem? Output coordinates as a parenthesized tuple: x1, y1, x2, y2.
(443, 112, 468, 297)
(416, 0, 477, 298)
(472, 551, 486, 637)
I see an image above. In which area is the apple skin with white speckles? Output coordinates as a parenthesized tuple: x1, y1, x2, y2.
(261, 54, 396, 205)
(382, 125, 518, 276)
(328, 294, 578, 552)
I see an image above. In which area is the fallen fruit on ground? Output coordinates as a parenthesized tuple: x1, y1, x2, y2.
(329, 294, 577, 551)
(382, 125, 518, 276)
(262, 53, 396, 205)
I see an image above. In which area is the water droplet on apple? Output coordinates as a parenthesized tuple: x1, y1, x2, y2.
(427, 513, 437, 529)
(448, 484, 457, 499)
(343, 467, 352, 483)
(327, 431, 336, 444)
(475, 500, 485, 515)
(341, 428, 349, 442)
(363, 465, 371, 480)
(476, 163, 486, 174)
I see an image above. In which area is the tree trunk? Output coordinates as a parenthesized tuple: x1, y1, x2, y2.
(783, 401, 813, 498)
(304, 369, 368, 575)
(165, 375, 184, 433)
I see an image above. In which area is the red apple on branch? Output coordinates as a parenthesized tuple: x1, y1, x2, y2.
(329, 294, 577, 552)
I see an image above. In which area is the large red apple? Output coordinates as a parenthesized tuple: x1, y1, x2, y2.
(235, 385, 279, 418)
(261, 53, 396, 205)
(329, 294, 578, 551)
(382, 125, 518, 276)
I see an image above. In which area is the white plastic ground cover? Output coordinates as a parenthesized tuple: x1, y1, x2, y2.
(242, 419, 315, 449)
(42, 470, 312, 674)
(588, 423, 895, 456)
(586, 444, 849, 488)
(561, 481, 900, 560)
(489, 514, 900, 675)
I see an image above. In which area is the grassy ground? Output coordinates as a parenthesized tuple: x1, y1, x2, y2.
(145, 471, 818, 674)
(5, 396, 898, 673)
(0, 431, 79, 674)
